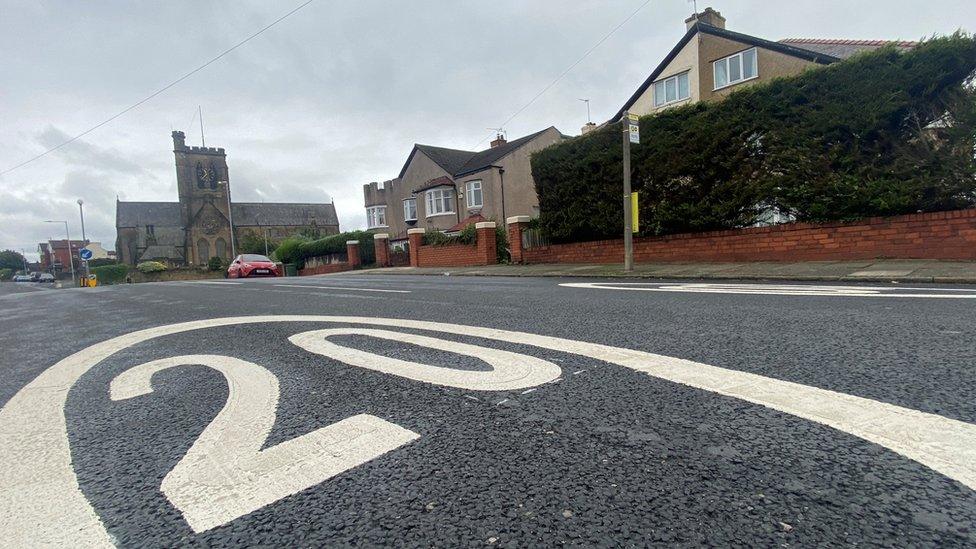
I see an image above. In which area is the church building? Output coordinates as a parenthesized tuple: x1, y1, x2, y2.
(116, 131, 339, 265)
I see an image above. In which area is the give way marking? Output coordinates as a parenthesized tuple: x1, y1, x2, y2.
(0, 316, 974, 546)
(560, 281, 976, 298)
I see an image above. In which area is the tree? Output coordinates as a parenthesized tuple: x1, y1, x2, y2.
(0, 250, 26, 272)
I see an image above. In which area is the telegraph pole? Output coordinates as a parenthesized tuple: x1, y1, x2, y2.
(622, 111, 635, 271)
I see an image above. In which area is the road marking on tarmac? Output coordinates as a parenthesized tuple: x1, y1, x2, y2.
(1, 315, 975, 546)
(275, 284, 411, 293)
(184, 280, 243, 285)
(111, 355, 417, 533)
(560, 281, 976, 298)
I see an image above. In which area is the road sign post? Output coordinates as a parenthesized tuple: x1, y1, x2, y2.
(622, 111, 639, 272)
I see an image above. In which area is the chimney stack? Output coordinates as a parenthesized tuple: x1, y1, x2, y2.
(685, 7, 725, 30)
(490, 133, 507, 148)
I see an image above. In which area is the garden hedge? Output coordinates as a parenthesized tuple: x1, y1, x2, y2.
(531, 34, 976, 242)
(92, 264, 129, 284)
(275, 230, 376, 268)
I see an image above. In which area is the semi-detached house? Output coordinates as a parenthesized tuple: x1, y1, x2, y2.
(609, 7, 916, 122)
(363, 128, 565, 246)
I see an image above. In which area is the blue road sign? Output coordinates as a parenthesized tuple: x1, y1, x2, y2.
(79, 248, 93, 260)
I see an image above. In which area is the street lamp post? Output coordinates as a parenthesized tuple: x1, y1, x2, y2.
(77, 199, 89, 278)
(44, 220, 75, 286)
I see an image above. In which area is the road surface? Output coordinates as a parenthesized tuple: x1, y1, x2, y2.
(1, 275, 974, 547)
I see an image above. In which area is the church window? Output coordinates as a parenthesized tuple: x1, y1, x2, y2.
(197, 239, 210, 262)
(215, 238, 227, 259)
(146, 225, 155, 236)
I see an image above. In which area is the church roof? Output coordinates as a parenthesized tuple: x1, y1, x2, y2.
(116, 201, 181, 228)
(116, 201, 340, 228)
(231, 202, 339, 227)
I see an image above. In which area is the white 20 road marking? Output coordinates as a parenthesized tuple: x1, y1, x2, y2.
(289, 328, 560, 390)
(1, 316, 975, 547)
(110, 355, 419, 534)
(560, 281, 976, 298)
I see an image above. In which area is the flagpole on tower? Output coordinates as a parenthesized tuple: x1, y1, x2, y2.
(199, 105, 206, 147)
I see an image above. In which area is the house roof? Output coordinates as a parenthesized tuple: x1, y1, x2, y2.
(116, 201, 339, 228)
(116, 201, 182, 228)
(446, 213, 487, 232)
(412, 176, 456, 194)
(611, 22, 840, 122)
(454, 128, 555, 177)
(231, 202, 339, 227)
(398, 145, 475, 179)
(778, 38, 917, 60)
(400, 127, 559, 187)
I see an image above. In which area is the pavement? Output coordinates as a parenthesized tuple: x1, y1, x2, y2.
(1, 275, 975, 546)
(360, 258, 976, 283)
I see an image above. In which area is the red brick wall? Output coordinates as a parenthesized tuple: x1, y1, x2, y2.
(298, 263, 352, 276)
(516, 208, 976, 264)
(413, 224, 499, 267)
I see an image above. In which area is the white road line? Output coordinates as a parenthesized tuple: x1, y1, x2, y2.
(275, 284, 410, 293)
(1, 315, 975, 546)
(560, 282, 976, 298)
(184, 280, 243, 285)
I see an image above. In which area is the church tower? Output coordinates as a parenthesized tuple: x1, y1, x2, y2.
(172, 130, 233, 264)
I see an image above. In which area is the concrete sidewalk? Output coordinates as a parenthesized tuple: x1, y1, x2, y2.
(354, 259, 976, 283)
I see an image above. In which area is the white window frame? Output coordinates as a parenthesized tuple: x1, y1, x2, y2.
(653, 71, 691, 107)
(425, 188, 455, 217)
(403, 198, 417, 221)
(465, 180, 483, 209)
(366, 205, 387, 228)
(713, 47, 758, 91)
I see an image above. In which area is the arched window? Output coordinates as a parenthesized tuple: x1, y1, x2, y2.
(197, 239, 210, 263)
(215, 237, 227, 259)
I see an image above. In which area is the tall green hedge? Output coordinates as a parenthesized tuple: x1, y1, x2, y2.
(276, 230, 375, 268)
(92, 264, 129, 284)
(532, 35, 976, 242)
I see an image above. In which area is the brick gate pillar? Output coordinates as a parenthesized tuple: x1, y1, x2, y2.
(346, 240, 361, 269)
(374, 233, 390, 267)
(407, 228, 425, 267)
(506, 216, 531, 264)
(475, 221, 497, 265)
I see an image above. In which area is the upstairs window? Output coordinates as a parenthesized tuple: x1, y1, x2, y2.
(714, 48, 758, 90)
(403, 198, 417, 221)
(465, 180, 483, 209)
(653, 71, 690, 107)
(366, 206, 387, 228)
(425, 188, 455, 216)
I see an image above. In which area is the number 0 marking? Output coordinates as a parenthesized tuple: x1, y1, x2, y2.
(289, 328, 561, 390)
(110, 355, 418, 533)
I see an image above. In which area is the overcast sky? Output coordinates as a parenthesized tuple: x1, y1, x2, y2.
(2, 0, 973, 259)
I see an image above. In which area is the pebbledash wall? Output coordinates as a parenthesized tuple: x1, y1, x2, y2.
(373, 223, 498, 268)
(506, 209, 976, 264)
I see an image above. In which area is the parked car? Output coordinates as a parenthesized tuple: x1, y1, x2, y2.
(29, 272, 41, 281)
(227, 254, 281, 278)
(37, 273, 56, 283)
(12, 275, 31, 282)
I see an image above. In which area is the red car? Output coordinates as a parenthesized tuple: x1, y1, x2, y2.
(227, 254, 281, 278)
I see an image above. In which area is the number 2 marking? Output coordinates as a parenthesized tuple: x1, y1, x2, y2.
(110, 354, 419, 533)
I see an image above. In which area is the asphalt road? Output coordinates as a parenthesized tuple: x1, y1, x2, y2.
(1, 275, 975, 547)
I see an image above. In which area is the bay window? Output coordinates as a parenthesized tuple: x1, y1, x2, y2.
(403, 198, 417, 221)
(366, 205, 387, 228)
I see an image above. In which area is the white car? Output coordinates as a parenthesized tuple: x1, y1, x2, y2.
(12, 275, 31, 282)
